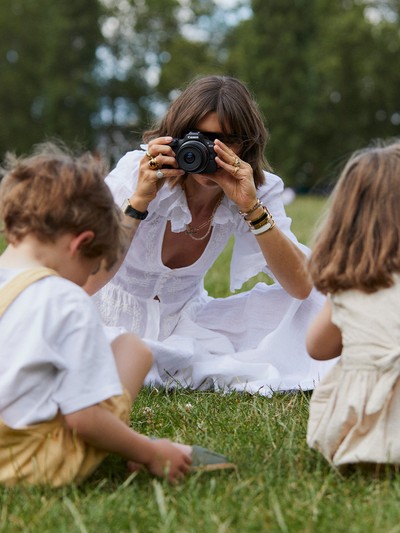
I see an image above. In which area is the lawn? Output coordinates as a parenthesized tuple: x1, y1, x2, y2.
(2, 195, 400, 533)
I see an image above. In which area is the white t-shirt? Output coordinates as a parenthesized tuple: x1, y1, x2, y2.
(0, 269, 123, 428)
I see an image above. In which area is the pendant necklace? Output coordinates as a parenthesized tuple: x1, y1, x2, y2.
(183, 187, 224, 242)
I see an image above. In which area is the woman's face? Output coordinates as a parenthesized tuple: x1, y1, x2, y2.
(189, 112, 241, 188)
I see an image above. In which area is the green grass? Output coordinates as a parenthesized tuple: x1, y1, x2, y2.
(3, 195, 400, 533)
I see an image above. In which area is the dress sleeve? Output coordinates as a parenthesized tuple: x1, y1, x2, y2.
(229, 171, 310, 292)
(105, 150, 144, 206)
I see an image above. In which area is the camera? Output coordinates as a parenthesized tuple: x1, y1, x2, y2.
(169, 131, 218, 174)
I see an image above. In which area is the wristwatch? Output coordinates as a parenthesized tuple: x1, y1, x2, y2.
(121, 198, 148, 220)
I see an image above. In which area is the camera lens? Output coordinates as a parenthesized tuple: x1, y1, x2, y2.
(176, 141, 208, 173)
(183, 152, 196, 164)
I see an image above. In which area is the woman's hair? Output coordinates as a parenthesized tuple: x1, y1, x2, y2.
(143, 75, 270, 187)
(310, 139, 400, 294)
(0, 142, 125, 270)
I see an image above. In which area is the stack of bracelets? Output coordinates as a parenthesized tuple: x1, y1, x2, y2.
(239, 198, 276, 235)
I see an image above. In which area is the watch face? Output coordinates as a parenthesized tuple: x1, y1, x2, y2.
(121, 199, 130, 213)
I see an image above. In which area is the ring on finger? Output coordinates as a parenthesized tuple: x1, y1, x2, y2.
(156, 169, 165, 179)
(148, 157, 159, 170)
(145, 151, 153, 160)
(233, 166, 239, 176)
(233, 157, 241, 168)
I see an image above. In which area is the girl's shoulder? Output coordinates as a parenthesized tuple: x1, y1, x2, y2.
(332, 276, 400, 311)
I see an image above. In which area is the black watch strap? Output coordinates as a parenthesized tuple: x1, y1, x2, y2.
(121, 199, 148, 220)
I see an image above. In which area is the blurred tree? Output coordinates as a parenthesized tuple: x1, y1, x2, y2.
(223, 0, 400, 189)
(96, 0, 237, 160)
(0, 0, 103, 157)
(1, 0, 398, 181)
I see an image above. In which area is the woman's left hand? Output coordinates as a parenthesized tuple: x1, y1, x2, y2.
(214, 139, 312, 300)
(213, 139, 258, 212)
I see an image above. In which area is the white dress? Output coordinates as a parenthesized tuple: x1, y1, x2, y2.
(307, 278, 400, 465)
(94, 150, 334, 395)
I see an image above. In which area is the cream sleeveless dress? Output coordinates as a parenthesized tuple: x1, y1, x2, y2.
(307, 276, 400, 465)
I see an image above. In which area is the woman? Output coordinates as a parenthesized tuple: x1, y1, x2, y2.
(87, 75, 334, 394)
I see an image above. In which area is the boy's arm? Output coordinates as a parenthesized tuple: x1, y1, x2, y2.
(306, 298, 342, 360)
(64, 405, 191, 482)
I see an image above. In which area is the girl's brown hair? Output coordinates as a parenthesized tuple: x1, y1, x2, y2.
(143, 75, 270, 187)
(0, 142, 125, 270)
(310, 139, 400, 294)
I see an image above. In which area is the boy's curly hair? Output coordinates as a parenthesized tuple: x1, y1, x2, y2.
(0, 142, 125, 271)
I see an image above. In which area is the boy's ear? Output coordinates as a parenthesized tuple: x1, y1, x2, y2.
(70, 230, 95, 256)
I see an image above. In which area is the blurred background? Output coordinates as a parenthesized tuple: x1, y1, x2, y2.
(0, 0, 399, 192)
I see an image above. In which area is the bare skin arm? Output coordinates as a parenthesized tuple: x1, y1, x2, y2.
(306, 298, 343, 360)
(213, 139, 312, 300)
(63, 332, 191, 483)
(64, 407, 191, 482)
(84, 138, 185, 296)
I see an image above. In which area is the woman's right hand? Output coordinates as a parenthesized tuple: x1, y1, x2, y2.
(130, 137, 185, 212)
(145, 438, 192, 483)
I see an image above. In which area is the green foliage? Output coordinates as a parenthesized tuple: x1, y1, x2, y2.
(222, 0, 400, 189)
(1, 0, 399, 190)
(0, 0, 103, 158)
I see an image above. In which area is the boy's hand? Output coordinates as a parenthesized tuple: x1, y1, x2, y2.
(146, 439, 192, 483)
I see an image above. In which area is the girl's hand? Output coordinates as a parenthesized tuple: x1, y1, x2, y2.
(213, 139, 258, 212)
(131, 137, 185, 212)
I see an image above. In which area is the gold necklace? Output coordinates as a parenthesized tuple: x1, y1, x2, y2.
(184, 191, 224, 242)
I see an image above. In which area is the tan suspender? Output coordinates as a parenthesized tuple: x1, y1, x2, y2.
(0, 268, 59, 317)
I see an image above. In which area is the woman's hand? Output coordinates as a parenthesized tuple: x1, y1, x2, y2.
(214, 139, 312, 300)
(130, 137, 185, 212)
(212, 139, 258, 212)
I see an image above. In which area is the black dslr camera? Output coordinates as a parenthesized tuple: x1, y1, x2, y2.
(169, 131, 218, 174)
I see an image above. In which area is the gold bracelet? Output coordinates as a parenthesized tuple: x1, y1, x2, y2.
(251, 214, 274, 230)
(239, 198, 261, 218)
(246, 205, 273, 228)
(251, 217, 276, 235)
(247, 210, 269, 227)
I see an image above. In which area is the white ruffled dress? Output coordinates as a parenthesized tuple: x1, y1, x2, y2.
(93, 150, 334, 395)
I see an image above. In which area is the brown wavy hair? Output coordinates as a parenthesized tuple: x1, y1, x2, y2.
(309, 139, 400, 294)
(0, 142, 125, 270)
(143, 75, 270, 187)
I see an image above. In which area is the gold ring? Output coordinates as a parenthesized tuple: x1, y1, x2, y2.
(146, 151, 153, 160)
(148, 158, 159, 170)
(233, 157, 241, 168)
(233, 166, 239, 176)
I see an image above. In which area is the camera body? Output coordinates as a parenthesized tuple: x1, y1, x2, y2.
(169, 131, 218, 174)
